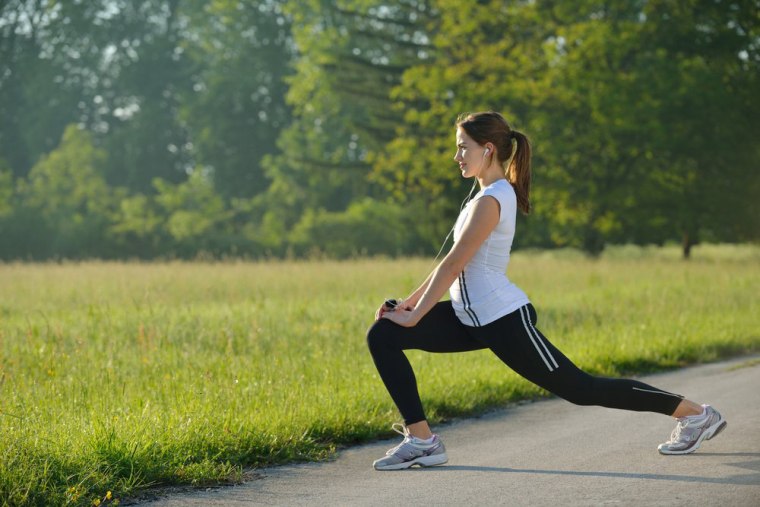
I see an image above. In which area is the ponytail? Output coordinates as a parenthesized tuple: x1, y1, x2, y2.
(507, 130, 531, 214)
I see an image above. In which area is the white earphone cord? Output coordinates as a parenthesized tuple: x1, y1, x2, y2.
(413, 178, 478, 294)
(429, 147, 487, 262)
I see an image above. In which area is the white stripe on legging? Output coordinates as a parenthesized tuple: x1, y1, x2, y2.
(632, 386, 684, 399)
(525, 307, 559, 370)
(524, 307, 559, 368)
(519, 306, 557, 372)
(459, 272, 481, 327)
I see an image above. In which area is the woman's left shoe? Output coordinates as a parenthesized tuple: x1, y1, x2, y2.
(658, 405, 727, 455)
(373, 423, 448, 470)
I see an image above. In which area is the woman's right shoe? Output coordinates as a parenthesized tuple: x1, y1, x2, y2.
(373, 423, 448, 470)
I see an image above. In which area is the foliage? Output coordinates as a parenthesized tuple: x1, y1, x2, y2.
(263, 0, 432, 236)
(289, 198, 417, 257)
(0, 164, 12, 218)
(11, 126, 112, 258)
(0, 1, 758, 260)
(381, 0, 760, 256)
(178, 0, 293, 198)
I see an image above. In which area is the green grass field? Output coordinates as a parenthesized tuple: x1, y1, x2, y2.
(1, 245, 759, 506)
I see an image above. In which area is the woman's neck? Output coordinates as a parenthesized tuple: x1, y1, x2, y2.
(477, 164, 507, 189)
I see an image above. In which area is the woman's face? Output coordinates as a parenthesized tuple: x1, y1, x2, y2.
(454, 128, 487, 178)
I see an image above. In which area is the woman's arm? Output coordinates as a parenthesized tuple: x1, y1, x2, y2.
(401, 271, 434, 309)
(382, 195, 500, 327)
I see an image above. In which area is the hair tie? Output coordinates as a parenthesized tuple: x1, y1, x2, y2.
(510, 130, 519, 140)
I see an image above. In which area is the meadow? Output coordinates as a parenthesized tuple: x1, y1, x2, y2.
(1, 244, 759, 506)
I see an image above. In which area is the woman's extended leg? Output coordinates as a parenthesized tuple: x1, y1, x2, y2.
(472, 304, 684, 414)
(473, 304, 726, 453)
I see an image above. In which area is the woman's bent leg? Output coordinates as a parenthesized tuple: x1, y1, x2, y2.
(366, 301, 484, 425)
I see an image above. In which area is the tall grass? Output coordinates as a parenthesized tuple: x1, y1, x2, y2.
(1, 245, 759, 506)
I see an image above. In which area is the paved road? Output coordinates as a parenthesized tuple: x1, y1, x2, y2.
(140, 355, 760, 506)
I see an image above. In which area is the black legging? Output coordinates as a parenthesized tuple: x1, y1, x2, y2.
(367, 301, 684, 425)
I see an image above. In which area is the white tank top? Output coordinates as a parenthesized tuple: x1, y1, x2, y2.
(449, 179, 530, 327)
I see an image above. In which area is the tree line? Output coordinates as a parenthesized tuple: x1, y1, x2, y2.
(1, 0, 758, 260)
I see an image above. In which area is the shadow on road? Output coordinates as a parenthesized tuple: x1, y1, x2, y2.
(409, 463, 760, 486)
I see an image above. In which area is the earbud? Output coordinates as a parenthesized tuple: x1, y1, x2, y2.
(483, 148, 490, 156)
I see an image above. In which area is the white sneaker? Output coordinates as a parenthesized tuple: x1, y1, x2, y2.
(373, 423, 448, 470)
(658, 405, 727, 455)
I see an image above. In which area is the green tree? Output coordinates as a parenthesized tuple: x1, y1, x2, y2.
(153, 171, 233, 257)
(0, 163, 11, 218)
(265, 0, 433, 238)
(107, 190, 166, 258)
(632, 0, 760, 255)
(18, 125, 112, 257)
(3, 0, 757, 260)
(288, 197, 416, 257)
(0, 1, 104, 178)
(179, 0, 293, 199)
(382, 0, 760, 256)
(533, 0, 760, 256)
(92, 0, 195, 191)
(0, 162, 14, 258)
(0, 1, 194, 191)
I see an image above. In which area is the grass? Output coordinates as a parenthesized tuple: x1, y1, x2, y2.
(1, 244, 759, 506)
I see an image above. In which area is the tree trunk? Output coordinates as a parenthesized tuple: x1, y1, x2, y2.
(682, 231, 693, 259)
(583, 228, 605, 258)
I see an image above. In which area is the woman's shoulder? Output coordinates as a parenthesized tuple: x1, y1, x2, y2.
(483, 179, 515, 201)
(478, 179, 515, 222)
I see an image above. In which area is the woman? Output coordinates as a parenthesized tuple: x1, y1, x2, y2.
(366, 111, 726, 471)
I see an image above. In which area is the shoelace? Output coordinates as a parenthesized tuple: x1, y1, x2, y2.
(669, 416, 705, 443)
(385, 423, 412, 455)
(391, 422, 410, 438)
(668, 419, 688, 443)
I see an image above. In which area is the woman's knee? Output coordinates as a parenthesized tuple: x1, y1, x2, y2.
(366, 319, 395, 353)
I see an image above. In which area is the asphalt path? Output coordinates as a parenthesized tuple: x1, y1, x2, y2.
(139, 355, 760, 506)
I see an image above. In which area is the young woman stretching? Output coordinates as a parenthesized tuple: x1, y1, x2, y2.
(366, 111, 726, 471)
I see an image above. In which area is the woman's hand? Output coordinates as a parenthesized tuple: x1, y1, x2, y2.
(375, 300, 398, 320)
(381, 307, 421, 327)
(375, 298, 416, 321)
(397, 299, 415, 312)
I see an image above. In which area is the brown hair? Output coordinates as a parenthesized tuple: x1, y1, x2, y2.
(456, 111, 532, 214)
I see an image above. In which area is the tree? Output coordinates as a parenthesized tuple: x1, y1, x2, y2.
(107, 191, 166, 258)
(179, 0, 293, 199)
(0, 1, 194, 191)
(153, 171, 231, 256)
(0, 1, 104, 178)
(17, 125, 111, 257)
(0, 163, 12, 218)
(264, 0, 434, 237)
(92, 0, 195, 191)
(633, 0, 760, 255)
(381, 0, 760, 256)
(2, 0, 757, 260)
(532, 0, 760, 256)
